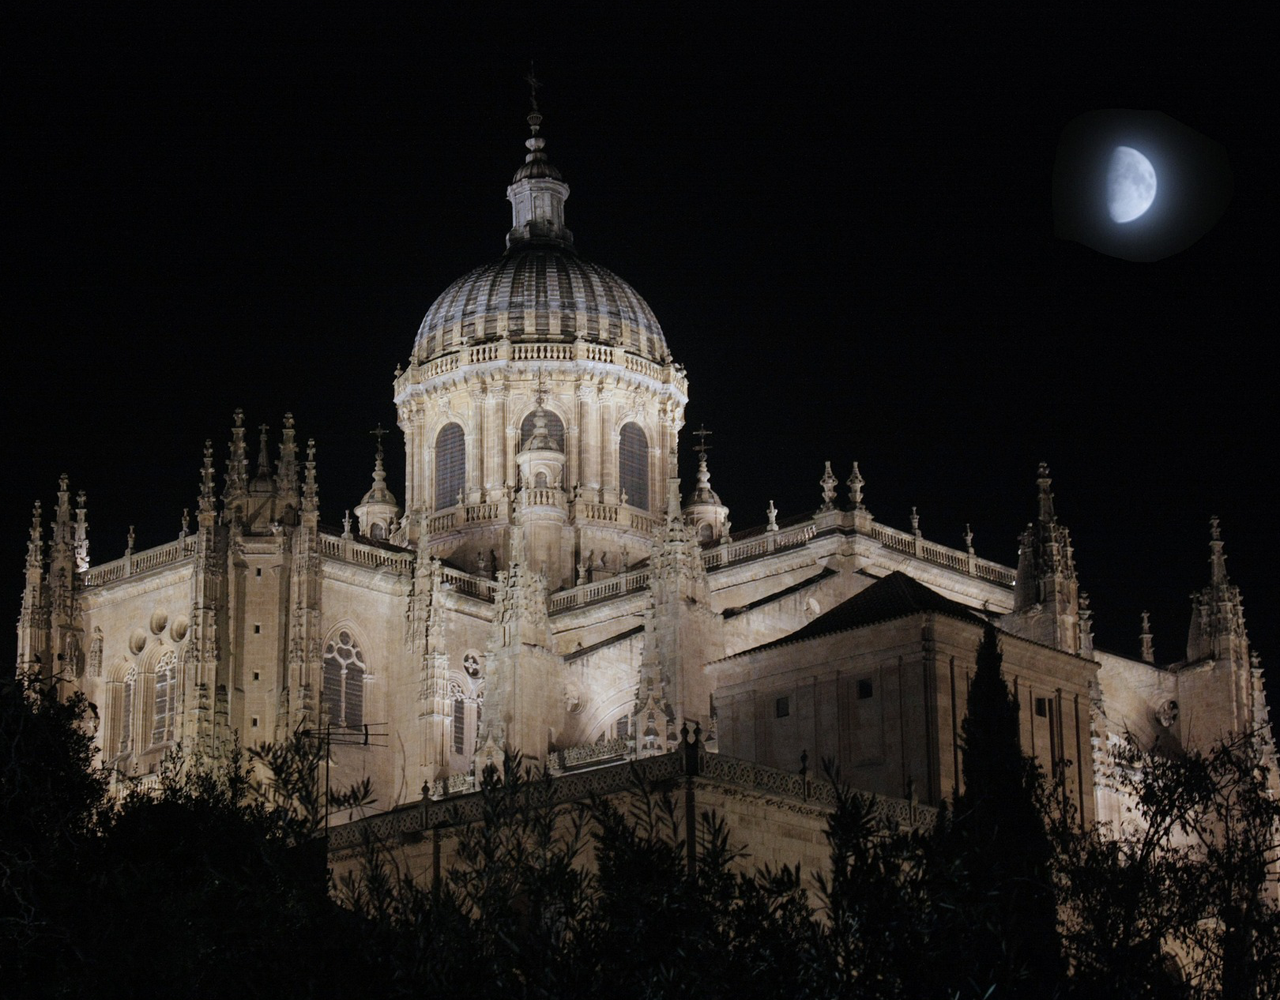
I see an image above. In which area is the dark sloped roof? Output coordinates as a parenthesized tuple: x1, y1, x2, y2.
(741, 571, 989, 656)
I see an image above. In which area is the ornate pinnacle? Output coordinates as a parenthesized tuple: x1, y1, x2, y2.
(910, 506, 920, 536)
(819, 461, 838, 512)
(1036, 462, 1055, 524)
(847, 462, 864, 508)
(766, 500, 778, 532)
(964, 523, 974, 551)
(1208, 516, 1228, 587)
(199, 439, 216, 510)
(302, 438, 319, 511)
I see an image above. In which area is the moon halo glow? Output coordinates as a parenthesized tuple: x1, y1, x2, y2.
(1107, 146, 1157, 223)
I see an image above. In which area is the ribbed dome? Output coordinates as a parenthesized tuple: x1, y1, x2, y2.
(413, 242, 671, 365)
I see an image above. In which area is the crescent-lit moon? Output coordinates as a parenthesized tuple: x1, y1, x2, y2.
(1107, 146, 1157, 223)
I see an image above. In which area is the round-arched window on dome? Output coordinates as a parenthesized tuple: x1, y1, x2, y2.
(435, 424, 465, 511)
(619, 423, 649, 510)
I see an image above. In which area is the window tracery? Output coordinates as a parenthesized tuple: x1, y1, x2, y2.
(322, 629, 367, 730)
(151, 650, 178, 746)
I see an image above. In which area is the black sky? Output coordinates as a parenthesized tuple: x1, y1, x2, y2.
(7, 9, 1276, 698)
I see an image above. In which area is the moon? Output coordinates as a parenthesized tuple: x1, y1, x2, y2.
(1107, 146, 1157, 223)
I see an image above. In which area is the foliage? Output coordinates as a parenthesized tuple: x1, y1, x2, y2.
(5, 660, 1280, 999)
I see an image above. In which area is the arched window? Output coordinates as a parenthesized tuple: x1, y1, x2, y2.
(118, 665, 136, 756)
(452, 698, 467, 755)
(435, 423, 465, 511)
(151, 650, 178, 746)
(448, 678, 483, 760)
(519, 409, 565, 451)
(322, 630, 367, 730)
(619, 423, 649, 510)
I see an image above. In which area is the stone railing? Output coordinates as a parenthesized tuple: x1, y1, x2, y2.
(318, 534, 414, 574)
(421, 353, 460, 379)
(702, 522, 817, 571)
(327, 747, 934, 852)
(512, 342, 574, 362)
(521, 487, 565, 509)
(550, 737, 630, 771)
(625, 507, 660, 535)
(580, 343, 613, 363)
(467, 343, 500, 364)
(464, 501, 505, 523)
(549, 567, 652, 614)
(576, 501, 619, 523)
(438, 566, 497, 602)
(624, 353, 663, 380)
(867, 521, 1014, 586)
(427, 509, 459, 534)
(82, 536, 198, 587)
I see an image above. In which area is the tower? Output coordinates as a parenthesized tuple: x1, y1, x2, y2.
(1006, 464, 1084, 655)
(392, 101, 688, 591)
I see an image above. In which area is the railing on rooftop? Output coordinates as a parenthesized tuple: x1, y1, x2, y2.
(550, 567, 651, 614)
(317, 534, 414, 574)
(82, 536, 198, 587)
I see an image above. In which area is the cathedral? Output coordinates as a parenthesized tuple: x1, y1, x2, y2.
(16, 104, 1276, 865)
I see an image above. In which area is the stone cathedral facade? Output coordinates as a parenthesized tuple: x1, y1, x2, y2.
(16, 111, 1276, 851)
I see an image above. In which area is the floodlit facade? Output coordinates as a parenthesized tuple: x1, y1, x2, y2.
(17, 110, 1276, 855)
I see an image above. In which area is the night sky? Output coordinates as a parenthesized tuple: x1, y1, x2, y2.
(8, 10, 1276, 704)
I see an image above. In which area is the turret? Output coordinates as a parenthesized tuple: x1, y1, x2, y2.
(354, 425, 401, 540)
(505, 69, 572, 248)
(1004, 464, 1083, 655)
(682, 426, 729, 544)
(1186, 517, 1249, 667)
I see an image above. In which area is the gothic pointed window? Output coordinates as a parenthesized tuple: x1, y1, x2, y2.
(619, 423, 649, 509)
(118, 665, 136, 756)
(322, 630, 367, 730)
(519, 410, 565, 451)
(435, 423, 465, 511)
(151, 650, 178, 746)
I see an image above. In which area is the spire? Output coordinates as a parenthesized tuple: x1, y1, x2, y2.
(355, 425, 401, 539)
(1008, 463, 1082, 655)
(506, 67, 573, 248)
(1140, 610, 1155, 664)
(682, 425, 729, 542)
(685, 426, 721, 506)
(251, 422, 273, 491)
(1186, 517, 1248, 666)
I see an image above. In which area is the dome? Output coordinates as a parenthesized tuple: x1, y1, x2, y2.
(412, 243, 670, 365)
(411, 113, 672, 367)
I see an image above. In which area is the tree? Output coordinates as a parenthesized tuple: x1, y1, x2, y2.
(944, 623, 1063, 997)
